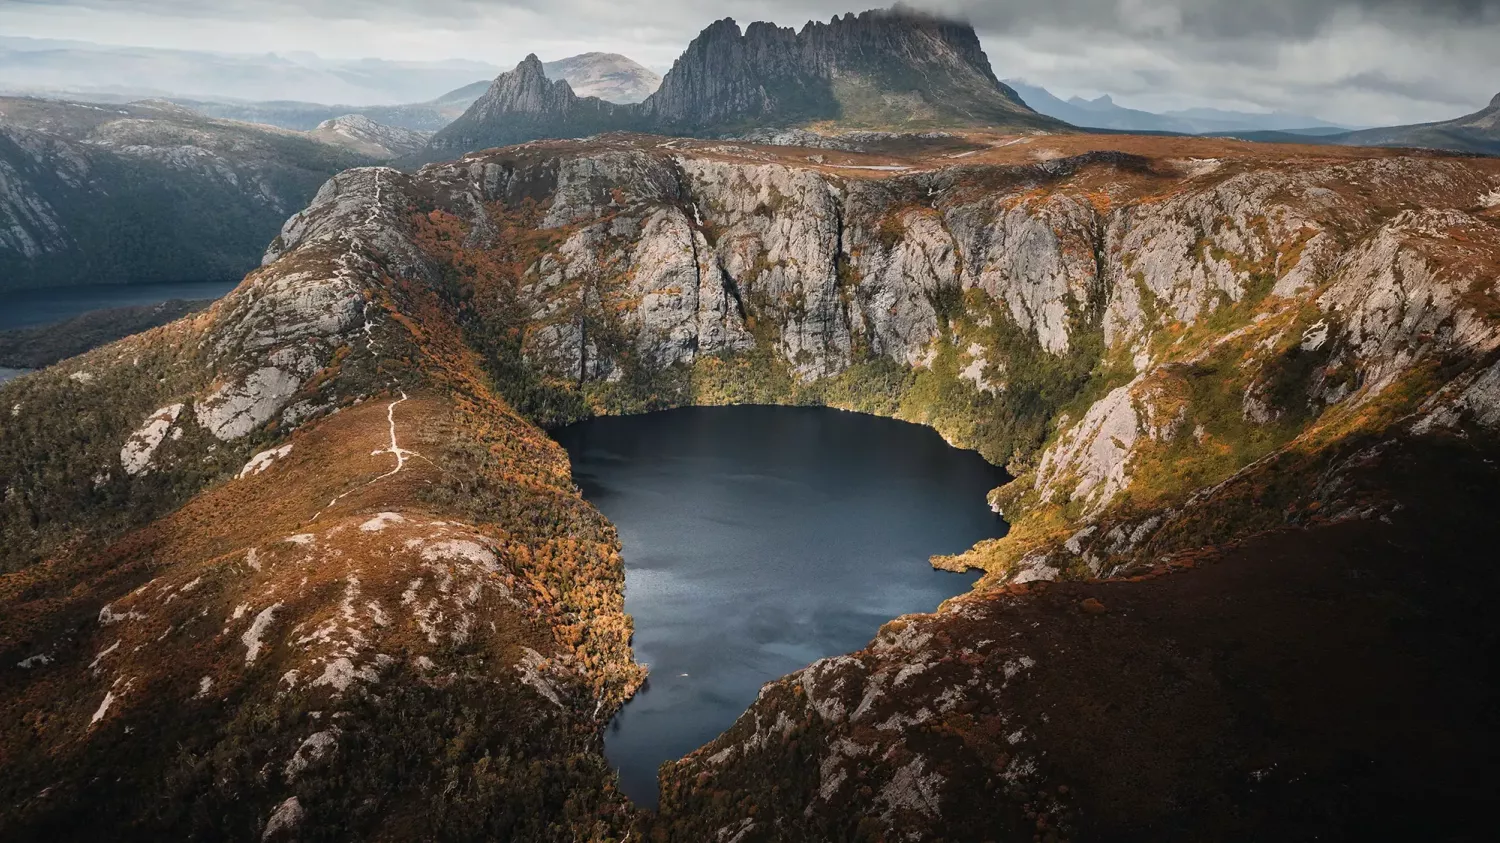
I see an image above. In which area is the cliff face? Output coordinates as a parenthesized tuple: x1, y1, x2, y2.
(4, 133, 1500, 839)
(419, 8, 1064, 163)
(0, 97, 373, 291)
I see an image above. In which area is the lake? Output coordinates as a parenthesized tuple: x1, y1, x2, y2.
(552, 406, 1009, 807)
(0, 280, 240, 331)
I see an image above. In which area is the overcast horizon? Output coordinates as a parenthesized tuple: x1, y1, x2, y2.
(3, 1, 1499, 125)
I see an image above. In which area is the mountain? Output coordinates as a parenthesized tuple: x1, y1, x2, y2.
(1006, 80, 1351, 135)
(1336, 92, 1500, 155)
(164, 96, 468, 133)
(1006, 82, 1189, 133)
(420, 8, 1065, 162)
(543, 53, 661, 104)
(639, 10, 1051, 132)
(1162, 105, 1352, 134)
(0, 97, 373, 291)
(429, 79, 492, 108)
(121, 53, 658, 136)
(308, 114, 431, 159)
(423, 55, 635, 160)
(4, 130, 1500, 839)
(0, 36, 503, 106)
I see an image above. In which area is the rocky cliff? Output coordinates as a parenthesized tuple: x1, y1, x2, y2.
(3, 131, 1499, 839)
(419, 8, 1064, 163)
(643, 9, 1048, 133)
(0, 97, 372, 291)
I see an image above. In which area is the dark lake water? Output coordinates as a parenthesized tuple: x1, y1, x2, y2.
(552, 405, 1009, 807)
(0, 280, 239, 331)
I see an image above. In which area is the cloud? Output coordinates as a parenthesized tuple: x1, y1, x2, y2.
(4, 1, 1499, 125)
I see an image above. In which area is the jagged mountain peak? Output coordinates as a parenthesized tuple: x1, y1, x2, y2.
(417, 7, 1063, 163)
(640, 5, 1049, 131)
(1490, 91, 1500, 109)
(480, 55, 580, 114)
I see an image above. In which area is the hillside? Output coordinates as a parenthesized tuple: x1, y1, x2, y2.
(0, 97, 373, 291)
(0, 298, 212, 369)
(1338, 91, 1500, 155)
(420, 8, 1065, 162)
(1006, 80, 1350, 135)
(2, 131, 1499, 839)
(543, 53, 661, 104)
(308, 115, 431, 159)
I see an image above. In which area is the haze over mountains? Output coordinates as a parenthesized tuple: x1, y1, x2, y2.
(1006, 80, 1355, 135)
(1336, 92, 1500, 156)
(0, 35, 503, 105)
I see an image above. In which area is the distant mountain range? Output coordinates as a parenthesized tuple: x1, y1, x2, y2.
(1005, 80, 1354, 136)
(420, 9, 1064, 162)
(541, 53, 661, 104)
(0, 97, 373, 291)
(0, 36, 502, 105)
(27, 53, 663, 135)
(1334, 92, 1500, 156)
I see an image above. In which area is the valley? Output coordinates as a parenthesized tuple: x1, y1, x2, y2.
(1, 4, 1499, 841)
(1, 123, 1497, 839)
(554, 406, 1003, 806)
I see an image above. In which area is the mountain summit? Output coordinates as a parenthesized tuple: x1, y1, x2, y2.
(421, 7, 1063, 160)
(640, 9, 1048, 131)
(426, 54, 631, 157)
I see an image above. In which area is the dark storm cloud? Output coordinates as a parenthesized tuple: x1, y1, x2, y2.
(17, 0, 1500, 34)
(940, 0, 1500, 38)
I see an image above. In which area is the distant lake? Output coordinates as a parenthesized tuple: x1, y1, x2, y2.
(0, 367, 31, 385)
(0, 280, 239, 331)
(552, 406, 1009, 808)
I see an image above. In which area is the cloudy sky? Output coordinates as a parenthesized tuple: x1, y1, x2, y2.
(4, 0, 1499, 125)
